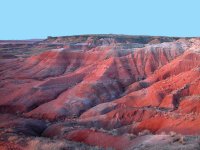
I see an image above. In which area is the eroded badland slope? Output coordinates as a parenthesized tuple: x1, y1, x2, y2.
(0, 35, 200, 150)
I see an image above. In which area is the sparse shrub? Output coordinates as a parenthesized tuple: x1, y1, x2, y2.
(90, 127, 97, 132)
(108, 129, 118, 136)
(138, 129, 151, 136)
(179, 135, 186, 145)
(99, 128, 107, 133)
(169, 131, 176, 137)
(124, 133, 137, 140)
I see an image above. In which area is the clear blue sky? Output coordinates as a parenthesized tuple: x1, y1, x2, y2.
(0, 0, 200, 39)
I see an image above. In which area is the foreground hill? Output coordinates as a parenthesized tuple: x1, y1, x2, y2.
(0, 35, 200, 150)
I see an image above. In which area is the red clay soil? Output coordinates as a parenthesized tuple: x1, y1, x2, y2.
(65, 129, 132, 150)
(0, 36, 200, 149)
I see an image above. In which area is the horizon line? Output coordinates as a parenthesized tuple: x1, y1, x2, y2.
(0, 34, 200, 41)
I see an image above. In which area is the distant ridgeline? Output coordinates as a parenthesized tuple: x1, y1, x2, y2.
(45, 34, 183, 45)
